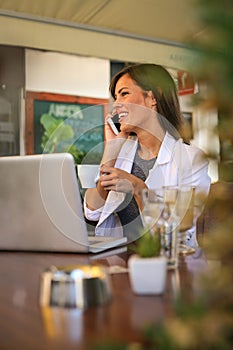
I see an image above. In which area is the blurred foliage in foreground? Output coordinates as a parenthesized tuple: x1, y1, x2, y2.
(191, 0, 233, 181)
(93, 0, 233, 349)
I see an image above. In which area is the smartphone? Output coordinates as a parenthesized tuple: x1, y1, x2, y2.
(107, 113, 121, 135)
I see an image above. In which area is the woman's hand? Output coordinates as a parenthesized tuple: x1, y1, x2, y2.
(99, 165, 147, 210)
(99, 117, 129, 168)
(85, 116, 130, 212)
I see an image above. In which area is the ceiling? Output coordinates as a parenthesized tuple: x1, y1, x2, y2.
(0, 0, 204, 69)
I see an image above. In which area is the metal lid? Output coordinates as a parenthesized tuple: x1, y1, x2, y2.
(39, 264, 112, 309)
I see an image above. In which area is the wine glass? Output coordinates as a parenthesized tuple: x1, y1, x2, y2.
(162, 186, 180, 268)
(142, 187, 180, 269)
(141, 188, 164, 231)
(176, 186, 196, 255)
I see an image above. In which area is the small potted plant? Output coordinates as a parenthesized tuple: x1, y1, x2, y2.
(128, 229, 167, 295)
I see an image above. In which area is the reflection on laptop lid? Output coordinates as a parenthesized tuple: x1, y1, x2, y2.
(0, 153, 127, 253)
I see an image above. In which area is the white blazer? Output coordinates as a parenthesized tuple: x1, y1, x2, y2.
(84, 132, 211, 247)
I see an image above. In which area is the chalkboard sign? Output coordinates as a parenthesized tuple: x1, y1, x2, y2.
(25, 92, 109, 163)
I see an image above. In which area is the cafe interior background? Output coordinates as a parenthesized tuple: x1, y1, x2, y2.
(0, 0, 232, 348)
(0, 0, 219, 184)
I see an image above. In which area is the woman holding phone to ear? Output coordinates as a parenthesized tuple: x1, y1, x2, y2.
(84, 63, 210, 246)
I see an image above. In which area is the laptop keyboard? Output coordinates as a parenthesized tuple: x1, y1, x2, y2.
(88, 236, 117, 245)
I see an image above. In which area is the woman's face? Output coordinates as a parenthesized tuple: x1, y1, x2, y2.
(113, 73, 156, 133)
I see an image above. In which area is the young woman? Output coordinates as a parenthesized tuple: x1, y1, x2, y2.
(84, 64, 210, 246)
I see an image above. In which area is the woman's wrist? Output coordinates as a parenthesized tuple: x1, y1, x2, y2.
(132, 177, 147, 210)
(101, 138, 126, 166)
(96, 180, 108, 200)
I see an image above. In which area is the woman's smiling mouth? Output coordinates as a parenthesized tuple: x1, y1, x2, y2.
(118, 111, 128, 122)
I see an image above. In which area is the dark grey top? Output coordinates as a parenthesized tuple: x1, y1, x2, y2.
(116, 149, 157, 239)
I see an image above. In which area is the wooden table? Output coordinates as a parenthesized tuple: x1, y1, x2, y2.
(0, 248, 207, 349)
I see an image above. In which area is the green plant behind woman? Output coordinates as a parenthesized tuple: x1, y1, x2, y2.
(40, 113, 86, 164)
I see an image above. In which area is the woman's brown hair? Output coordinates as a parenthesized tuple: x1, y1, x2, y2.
(110, 63, 188, 142)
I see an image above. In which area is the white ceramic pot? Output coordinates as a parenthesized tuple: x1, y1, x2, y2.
(128, 255, 167, 295)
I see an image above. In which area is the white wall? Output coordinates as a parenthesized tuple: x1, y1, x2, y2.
(21, 49, 110, 154)
(25, 49, 110, 99)
(180, 94, 219, 182)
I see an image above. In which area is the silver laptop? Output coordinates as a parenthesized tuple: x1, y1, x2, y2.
(0, 153, 127, 253)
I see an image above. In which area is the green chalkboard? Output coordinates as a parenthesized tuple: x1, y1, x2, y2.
(26, 92, 108, 163)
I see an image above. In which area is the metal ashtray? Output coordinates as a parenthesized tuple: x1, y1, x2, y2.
(39, 264, 112, 309)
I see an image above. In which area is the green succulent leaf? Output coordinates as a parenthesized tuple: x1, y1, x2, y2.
(134, 229, 161, 258)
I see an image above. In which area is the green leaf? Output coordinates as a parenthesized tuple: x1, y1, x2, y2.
(40, 113, 61, 134)
(62, 144, 86, 164)
(52, 124, 74, 143)
(134, 229, 161, 258)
